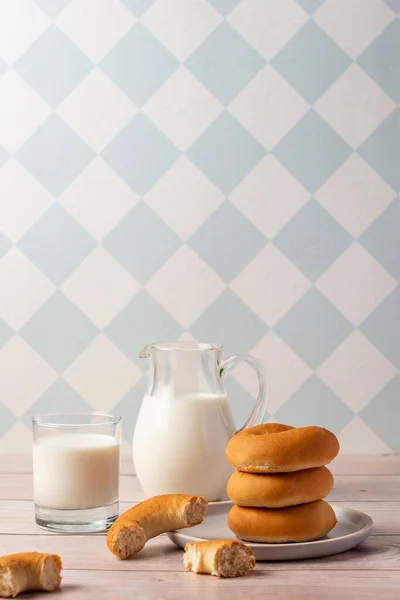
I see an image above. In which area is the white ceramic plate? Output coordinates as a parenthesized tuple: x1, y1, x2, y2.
(167, 501, 373, 561)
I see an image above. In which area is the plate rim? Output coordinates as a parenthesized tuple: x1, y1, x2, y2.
(168, 502, 373, 549)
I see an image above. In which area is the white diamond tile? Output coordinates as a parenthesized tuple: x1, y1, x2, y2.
(231, 244, 311, 327)
(143, 67, 222, 151)
(0, 160, 53, 243)
(0, 248, 56, 331)
(63, 334, 142, 410)
(315, 65, 396, 148)
(59, 157, 138, 242)
(55, 0, 136, 62)
(0, 71, 52, 154)
(0, 422, 32, 453)
(314, 0, 394, 59)
(247, 331, 312, 414)
(316, 242, 397, 326)
(228, 0, 308, 60)
(318, 330, 396, 412)
(0, 336, 57, 417)
(178, 331, 197, 342)
(57, 69, 137, 152)
(61, 247, 140, 329)
(145, 156, 224, 240)
(315, 154, 396, 238)
(146, 245, 225, 328)
(338, 417, 392, 454)
(229, 66, 308, 150)
(230, 155, 309, 239)
(0, 0, 50, 64)
(142, 0, 221, 61)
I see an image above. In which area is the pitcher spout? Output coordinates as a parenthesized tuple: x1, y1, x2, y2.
(138, 345, 151, 359)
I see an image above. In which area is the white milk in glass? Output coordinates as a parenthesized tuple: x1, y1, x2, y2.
(33, 433, 120, 510)
(132, 393, 236, 501)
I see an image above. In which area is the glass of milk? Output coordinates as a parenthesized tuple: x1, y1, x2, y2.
(32, 413, 121, 532)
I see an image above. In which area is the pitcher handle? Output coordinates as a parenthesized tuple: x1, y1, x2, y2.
(219, 354, 268, 430)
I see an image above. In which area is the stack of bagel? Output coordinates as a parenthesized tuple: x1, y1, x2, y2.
(226, 423, 339, 543)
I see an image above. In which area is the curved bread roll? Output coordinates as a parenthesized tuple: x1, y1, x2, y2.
(0, 553, 62, 598)
(107, 494, 208, 559)
(184, 540, 255, 578)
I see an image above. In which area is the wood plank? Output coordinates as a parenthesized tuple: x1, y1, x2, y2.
(2, 454, 399, 476)
(54, 570, 400, 600)
(1, 473, 399, 502)
(329, 454, 400, 475)
(0, 500, 399, 536)
(0, 534, 398, 572)
(327, 475, 400, 502)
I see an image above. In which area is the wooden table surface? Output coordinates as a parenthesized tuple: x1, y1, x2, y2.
(0, 454, 399, 599)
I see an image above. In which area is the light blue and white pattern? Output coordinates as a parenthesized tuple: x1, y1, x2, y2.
(0, 0, 399, 453)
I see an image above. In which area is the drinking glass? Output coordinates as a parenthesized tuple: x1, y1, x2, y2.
(32, 413, 121, 532)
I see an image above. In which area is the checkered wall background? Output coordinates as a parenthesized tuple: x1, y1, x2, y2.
(0, 0, 399, 454)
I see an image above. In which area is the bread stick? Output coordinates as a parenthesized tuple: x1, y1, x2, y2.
(184, 540, 255, 577)
(107, 494, 208, 559)
(0, 553, 62, 598)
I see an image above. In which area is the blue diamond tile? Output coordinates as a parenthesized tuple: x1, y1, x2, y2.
(122, 0, 157, 17)
(0, 403, 17, 438)
(16, 115, 94, 197)
(271, 20, 351, 104)
(207, 0, 241, 16)
(273, 110, 352, 193)
(225, 378, 268, 431)
(276, 375, 353, 434)
(360, 287, 400, 368)
(21, 292, 98, 372)
(275, 289, 353, 369)
(22, 379, 91, 429)
(19, 204, 96, 285)
(187, 112, 266, 194)
(34, 0, 71, 17)
(186, 22, 265, 105)
(383, 0, 400, 11)
(0, 232, 12, 260)
(111, 377, 149, 442)
(359, 197, 400, 281)
(296, 0, 327, 14)
(190, 289, 268, 356)
(358, 109, 400, 192)
(102, 113, 179, 195)
(104, 204, 181, 284)
(358, 20, 400, 103)
(101, 23, 178, 106)
(360, 375, 400, 452)
(0, 319, 13, 350)
(189, 201, 266, 282)
(105, 291, 183, 369)
(274, 200, 352, 281)
(15, 25, 92, 107)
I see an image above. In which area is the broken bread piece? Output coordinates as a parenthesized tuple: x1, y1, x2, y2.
(184, 539, 255, 578)
(107, 494, 208, 559)
(0, 552, 62, 598)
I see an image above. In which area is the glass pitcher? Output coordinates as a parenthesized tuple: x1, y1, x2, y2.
(132, 341, 267, 501)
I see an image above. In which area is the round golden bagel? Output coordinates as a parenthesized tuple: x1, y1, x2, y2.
(228, 500, 337, 543)
(226, 423, 339, 473)
(227, 466, 333, 508)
